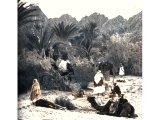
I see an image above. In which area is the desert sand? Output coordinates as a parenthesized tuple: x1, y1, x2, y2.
(18, 76, 142, 120)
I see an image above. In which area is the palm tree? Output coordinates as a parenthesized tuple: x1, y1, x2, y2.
(78, 22, 98, 59)
(53, 21, 78, 42)
(18, 0, 49, 55)
(25, 21, 55, 56)
(51, 21, 79, 59)
(18, 0, 46, 27)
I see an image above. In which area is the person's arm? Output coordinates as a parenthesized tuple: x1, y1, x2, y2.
(120, 67, 124, 72)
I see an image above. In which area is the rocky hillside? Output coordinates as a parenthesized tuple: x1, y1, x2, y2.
(79, 12, 108, 27)
(127, 12, 142, 32)
(54, 12, 142, 43)
(100, 12, 142, 42)
(126, 12, 142, 42)
(100, 15, 127, 40)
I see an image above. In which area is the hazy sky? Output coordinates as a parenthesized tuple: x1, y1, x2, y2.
(21, 0, 142, 21)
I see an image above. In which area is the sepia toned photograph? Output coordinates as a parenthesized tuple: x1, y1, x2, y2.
(18, 0, 142, 119)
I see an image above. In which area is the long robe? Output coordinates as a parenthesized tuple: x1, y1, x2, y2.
(30, 81, 42, 101)
(119, 66, 124, 76)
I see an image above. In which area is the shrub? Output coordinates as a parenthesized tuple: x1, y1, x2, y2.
(18, 50, 75, 94)
(55, 96, 76, 110)
(72, 57, 95, 90)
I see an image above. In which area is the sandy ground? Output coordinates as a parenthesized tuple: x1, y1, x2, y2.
(18, 76, 142, 120)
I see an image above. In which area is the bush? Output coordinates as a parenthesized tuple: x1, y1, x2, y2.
(18, 50, 74, 94)
(55, 96, 76, 110)
(72, 57, 95, 90)
(18, 50, 45, 94)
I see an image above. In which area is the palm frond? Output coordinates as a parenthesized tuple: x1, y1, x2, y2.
(53, 22, 78, 41)
(79, 22, 97, 51)
(18, 1, 46, 27)
(25, 33, 40, 51)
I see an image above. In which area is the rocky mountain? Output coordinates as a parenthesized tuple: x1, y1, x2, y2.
(126, 11, 142, 42)
(79, 12, 108, 27)
(98, 11, 142, 42)
(49, 14, 78, 25)
(127, 11, 142, 32)
(48, 12, 142, 43)
(100, 15, 127, 40)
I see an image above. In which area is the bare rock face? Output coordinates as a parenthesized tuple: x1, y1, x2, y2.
(79, 12, 108, 27)
(127, 12, 142, 32)
(99, 12, 142, 42)
(100, 15, 127, 40)
(126, 12, 142, 43)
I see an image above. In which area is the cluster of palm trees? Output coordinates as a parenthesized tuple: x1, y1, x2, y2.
(18, 0, 99, 60)
(18, 0, 142, 93)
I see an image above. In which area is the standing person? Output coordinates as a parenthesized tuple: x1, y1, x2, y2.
(119, 63, 125, 78)
(30, 79, 42, 102)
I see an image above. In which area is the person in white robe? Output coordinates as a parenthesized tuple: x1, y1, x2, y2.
(119, 63, 125, 79)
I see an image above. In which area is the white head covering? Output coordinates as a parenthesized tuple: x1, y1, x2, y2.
(33, 79, 38, 83)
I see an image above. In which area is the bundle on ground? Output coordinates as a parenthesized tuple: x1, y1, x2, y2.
(55, 96, 77, 110)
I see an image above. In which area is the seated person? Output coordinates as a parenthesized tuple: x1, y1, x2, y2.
(94, 70, 104, 87)
(111, 83, 121, 96)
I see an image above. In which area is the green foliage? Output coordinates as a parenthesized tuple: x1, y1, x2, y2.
(18, 50, 45, 94)
(18, 1, 47, 27)
(18, 0, 48, 54)
(53, 21, 78, 41)
(73, 58, 95, 88)
(55, 96, 76, 110)
(18, 1, 142, 94)
(78, 22, 98, 58)
(25, 21, 54, 52)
